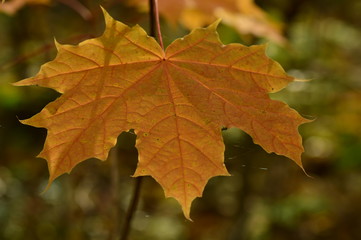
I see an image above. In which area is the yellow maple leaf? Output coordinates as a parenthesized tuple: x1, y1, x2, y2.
(14, 9, 309, 219)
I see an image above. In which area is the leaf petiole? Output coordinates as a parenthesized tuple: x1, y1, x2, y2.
(150, 0, 164, 49)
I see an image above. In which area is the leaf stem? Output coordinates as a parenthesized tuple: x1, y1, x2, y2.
(149, 0, 164, 49)
(120, 177, 143, 240)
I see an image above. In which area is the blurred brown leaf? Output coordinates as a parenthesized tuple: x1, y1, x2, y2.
(0, 0, 49, 15)
(127, 0, 285, 43)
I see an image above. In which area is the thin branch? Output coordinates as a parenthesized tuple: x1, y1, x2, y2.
(120, 177, 143, 240)
(110, 147, 121, 240)
(56, 0, 93, 21)
(0, 34, 93, 73)
(148, 0, 155, 37)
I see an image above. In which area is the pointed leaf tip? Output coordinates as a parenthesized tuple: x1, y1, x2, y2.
(99, 5, 108, 16)
(208, 18, 222, 30)
(53, 38, 61, 51)
(100, 5, 110, 20)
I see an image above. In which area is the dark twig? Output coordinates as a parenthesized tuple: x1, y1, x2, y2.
(148, 0, 155, 37)
(110, 147, 121, 240)
(0, 34, 93, 73)
(56, 0, 93, 21)
(119, 177, 143, 240)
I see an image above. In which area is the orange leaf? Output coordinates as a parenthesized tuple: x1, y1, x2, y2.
(14, 9, 309, 219)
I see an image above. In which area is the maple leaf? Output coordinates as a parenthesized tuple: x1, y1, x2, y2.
(14, 9, 309, 219)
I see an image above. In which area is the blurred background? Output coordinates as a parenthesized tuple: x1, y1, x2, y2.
(0, 0, 361, 239)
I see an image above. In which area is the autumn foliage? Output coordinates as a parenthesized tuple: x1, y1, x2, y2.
(14, 8, 309, 219)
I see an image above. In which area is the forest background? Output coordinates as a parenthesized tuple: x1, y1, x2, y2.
(0, 0, 361, 239)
